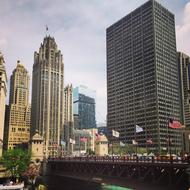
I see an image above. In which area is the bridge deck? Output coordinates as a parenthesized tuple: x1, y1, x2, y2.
(46, 156, 190, 190)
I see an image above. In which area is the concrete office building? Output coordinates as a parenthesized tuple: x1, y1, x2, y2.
(178, 52, 190, 128)
(4, 61, 30, 150)
(107, 0, 182, 153)
(31, 36, 64, 157)
(178, 52, 190, 153)
(0, 52, 7, 156)
(64, 84, 74, 153)
(73, 86, 96, 129)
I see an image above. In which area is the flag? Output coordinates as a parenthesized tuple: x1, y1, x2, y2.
(136, 125, 143, 133)
(46, 25, 48, 31)
(132, 139, 138, 145)
(61, 140, 66, 146)
(112, 129, 120, 138)
(146, 139, 153, 144)
(80, 137, 87, 142)
(120, 141, 125, 147)
(169, 119, 182, 129)
(95, 133, 100, 140)
(69, 138, 75, 144)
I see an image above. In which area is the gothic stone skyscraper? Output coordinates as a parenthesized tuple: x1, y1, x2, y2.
(0, 52, 7, 155)
(64, 84, 74, 153)
(31, 36, 64, 157)
(4, 61, 30, 150)
(107, 0, 182, 153)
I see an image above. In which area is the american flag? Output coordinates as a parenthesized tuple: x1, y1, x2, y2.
(80, 137, 87, 142)
(95, 133, 100, 139)
(146, 139, 153, 144)
(169, 119, 182, 129)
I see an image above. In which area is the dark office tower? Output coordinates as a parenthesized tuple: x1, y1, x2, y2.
(73, 86, 96, 129)
(178, 52, 190, 128)
(31, 36, 64, 157)
(178, 52, 190, 153)
(107, 0, 182, 153)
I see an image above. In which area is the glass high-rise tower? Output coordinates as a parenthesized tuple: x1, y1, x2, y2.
(107, 0, 182, 153)
(73, 86, 96, 129)
(31, 36, 64, 157)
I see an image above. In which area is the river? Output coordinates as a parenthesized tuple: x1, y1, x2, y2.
(46, 176, 132, 190)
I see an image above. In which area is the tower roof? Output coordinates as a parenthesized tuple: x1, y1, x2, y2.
(96, 135, 108, 142)
(0, 51, 5, 66)
(31, 131, 43, 141)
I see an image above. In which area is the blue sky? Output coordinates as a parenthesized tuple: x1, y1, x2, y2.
(0, 0, 190, 124)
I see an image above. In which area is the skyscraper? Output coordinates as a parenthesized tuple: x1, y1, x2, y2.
(107, 0, 182, 153)
(4, 61, 30, 150)
(31, 36, 64, 157)
(73, 86, 96, 129)
(64, 84, 74, 153)
(178, 52, 190, 153)
(178, 52, 190, 127)
(0, 52, 7, 156)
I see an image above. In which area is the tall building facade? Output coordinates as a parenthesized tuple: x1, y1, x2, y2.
(0, 52, 7, 156)
(64, 84, 74, 153)
(107, 0, 182, 153)
(31, 36, 64, 157)
(178, 52, 190, 153)
(4, 61, 30, 150)
(73, 86, 96, 129)
(178, 52, 190, 127)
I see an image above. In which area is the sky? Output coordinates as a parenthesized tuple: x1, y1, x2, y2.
(0, 0, 190, 124)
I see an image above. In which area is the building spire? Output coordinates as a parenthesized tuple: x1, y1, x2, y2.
(0, 51, 5, 66)
(46, 25, 49, 36)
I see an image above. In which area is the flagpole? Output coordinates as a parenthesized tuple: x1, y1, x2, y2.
(111, 137, 114, 157)
(146, 139, 148, 155)
(135, 126, 137, 156)
(79, 134, 81, 156)
(168, 120, 172, 160)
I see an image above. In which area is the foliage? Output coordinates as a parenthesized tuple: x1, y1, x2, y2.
(87, 149, 95, 155)
(1, 148, 31, 180)
(23, 162, 40, 180)
(23, 162, 41, 189)
(109, 142, 148, 155)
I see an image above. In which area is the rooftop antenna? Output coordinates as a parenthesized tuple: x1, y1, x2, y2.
(46, 25, 49, 36)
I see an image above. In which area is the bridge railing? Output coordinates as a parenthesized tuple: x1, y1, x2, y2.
(48, 155, 189, 164)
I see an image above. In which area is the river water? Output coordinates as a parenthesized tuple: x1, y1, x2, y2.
(46, 176, 132, 190)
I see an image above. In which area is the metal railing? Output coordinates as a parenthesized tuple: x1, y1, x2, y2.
(48, 155, 189, 164)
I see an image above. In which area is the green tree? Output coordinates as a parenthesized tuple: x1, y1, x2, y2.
(1, 149, 31, 181)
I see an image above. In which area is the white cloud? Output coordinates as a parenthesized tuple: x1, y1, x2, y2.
(176, 2, 190, 55)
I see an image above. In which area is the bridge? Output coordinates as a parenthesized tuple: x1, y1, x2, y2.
(45, 156, 190, 190)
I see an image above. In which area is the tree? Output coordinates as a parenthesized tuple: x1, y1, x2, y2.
(23, 162, 41, 189)
(1, 148, 31, 181)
